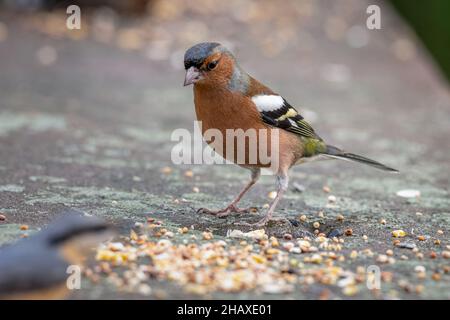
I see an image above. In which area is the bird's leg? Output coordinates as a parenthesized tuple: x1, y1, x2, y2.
(198, 169, 260, 217)
(239, 173, 289, 227)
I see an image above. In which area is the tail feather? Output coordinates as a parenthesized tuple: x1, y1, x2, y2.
(324, 145, 399, 173)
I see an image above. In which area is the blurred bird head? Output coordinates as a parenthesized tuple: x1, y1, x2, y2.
(37, 211, 115, 264)
(183, 42, 240, 88)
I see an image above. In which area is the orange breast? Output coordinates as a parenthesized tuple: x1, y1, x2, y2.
(193, 85, 303, 171)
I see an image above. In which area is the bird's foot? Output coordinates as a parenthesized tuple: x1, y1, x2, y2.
(197, 205, 258, 218)
(237, 215, 289, 227)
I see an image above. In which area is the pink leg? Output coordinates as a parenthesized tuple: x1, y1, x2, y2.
(239, 173, 289, 226)
(198, 169, 260, 217)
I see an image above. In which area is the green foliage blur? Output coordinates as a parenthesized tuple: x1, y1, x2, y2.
(391, 0, 450, 82)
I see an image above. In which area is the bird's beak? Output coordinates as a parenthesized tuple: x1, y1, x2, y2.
(184, 66, 203, 86)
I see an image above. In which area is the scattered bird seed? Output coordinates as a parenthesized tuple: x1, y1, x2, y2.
(268, 191, 277, 199)
(392, 230, 406, 238)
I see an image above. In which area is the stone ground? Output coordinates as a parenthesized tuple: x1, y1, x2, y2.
(0, 0, 449, 299)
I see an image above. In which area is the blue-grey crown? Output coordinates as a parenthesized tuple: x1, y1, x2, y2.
(184, 42, 222, 69)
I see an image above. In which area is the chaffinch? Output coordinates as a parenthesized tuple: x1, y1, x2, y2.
(183, 42, 398, 226)
(0, 212, 113, 299)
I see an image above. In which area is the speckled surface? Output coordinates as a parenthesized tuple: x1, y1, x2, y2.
(0, 0, 449, 299)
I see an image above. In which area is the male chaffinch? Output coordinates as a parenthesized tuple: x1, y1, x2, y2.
(183, 42, 398, 226)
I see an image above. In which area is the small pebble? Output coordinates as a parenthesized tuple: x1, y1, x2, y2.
(313, 222, 320, 229)
(386, 249, 394, 256)
(20, 225, 29, 231)
(327, 195, 337, 203)
(344, 228, 353, 236)
(442, 251, 450, 259)
(336, 214, 344, 221)
(362, 235, 368, 241)
(299, 215, 307, 222)
(0, 214, 6, 221)
(437, 230, 443, 235)
(396, 242, 416, 249)
(323, 185, 331, 193)
(192, 187, 200, 193)
(380, 219, 387, 225)
(414, 265, 426, 273)
(417, 235, 426, 241)
(327, 229, 343, 238)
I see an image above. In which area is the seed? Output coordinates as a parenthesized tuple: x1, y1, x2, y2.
(386, 249, 394, 256)
(262, 203, 270, 209)
(283, 233, 293, 240)
(415, 285, 424, 294)
(313, 222, 320, 229)
(434, 239, 441, 245)
(362, 235, 368, 241)
(416, 252, 424, 259)
(202, 231, 213, 240)
(400, 255, 408, 260)
(344, 228, 353, 236)
(437, 230, 443, 235)
(350, 250, 358, 259)
(299, 215, 307, 222)
(20, 225, 28, 231)
(184, 170, 194, 177)
(336, 214, 344, 221)
(268, 191, 277, 199)
(392, 230, 406, 238)
(429, 251, 437, 259)
(442, 251, 450, 259)
(192, 187, 200, 193)
(0, 214, 6, 221)
(415, 212, 423, 217)
(417, 235, 425, 241)
(432, 273, 441, 281)
(161, 166, 172, 174)
(318, 211, 325, 218)
(323, 185, 331, 193)
(380, 219, 387, 225)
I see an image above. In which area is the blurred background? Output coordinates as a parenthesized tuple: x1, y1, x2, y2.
(0, 0, 449, 300)
(0, 0, 449, 81)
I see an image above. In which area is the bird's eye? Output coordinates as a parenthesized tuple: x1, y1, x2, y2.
(207, 61, 218, 70)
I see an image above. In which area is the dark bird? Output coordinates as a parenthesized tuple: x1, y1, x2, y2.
(0, 211, 114, 299)
(183, 42, 398, 226)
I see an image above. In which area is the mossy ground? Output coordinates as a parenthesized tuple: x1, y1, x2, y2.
(0, 1, 449, 299)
